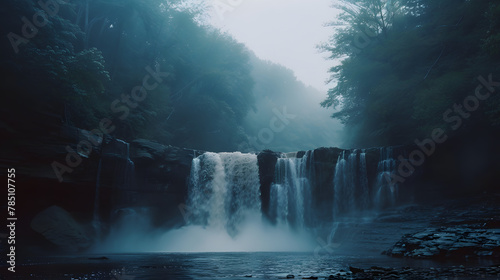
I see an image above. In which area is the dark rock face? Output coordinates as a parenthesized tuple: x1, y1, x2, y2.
(263, 146, 416, 224)
(256, 147, 349, 224)
(341, 265, 500, 280)
(2, 123, 105, 253)
(306, 147, 342, 224)
(2, 122, 202, 252)
(257, 150, 280, 221)
(4, 120, 500, 256)
(30, 206, 92, 252)
(130, 139, 201, 194)
(126, 139, 201, 228)
(384, 227, 500, 259)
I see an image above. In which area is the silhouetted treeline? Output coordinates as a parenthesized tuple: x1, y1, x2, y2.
(1, 0, 341, 152)
(322, 0, 500, 147)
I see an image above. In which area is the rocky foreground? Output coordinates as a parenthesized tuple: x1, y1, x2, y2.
(322, 264, 500, 279)
(310, 195, 500, 279)
(383, 227, 500, 259)
(381, 195, 500, 261)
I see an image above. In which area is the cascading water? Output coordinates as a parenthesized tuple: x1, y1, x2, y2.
(116, 139, 135, 190)
(269, 151, 312, 228)
(187, 152, 261, 237)
(101, 146, 404, 253)
(93, 139, 136, 239)
(333, 151, 346, 219)
(373, 147, 398, 209)
(329, 149, 379, 246)
(153, 151, 315, 252)
(332, 147, 399, 217)
(359, 149, 370, 209)
(333, 149, 370, 217)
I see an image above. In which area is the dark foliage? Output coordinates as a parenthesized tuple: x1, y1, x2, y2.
(322, 0, 500, 147)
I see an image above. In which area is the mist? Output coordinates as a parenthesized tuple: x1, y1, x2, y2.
(241, 55, 344, 152)
(3, 0, 500, 279)
(97, 212, 315, 253)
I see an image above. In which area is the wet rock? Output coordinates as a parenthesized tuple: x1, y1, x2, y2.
(30, 206, 92, 252)
(88, 256, 109, 260)
(257, 150, 280, 221)
(384, 227, 500, 259)
(349, 266, 364, 274)
(130, 139, 166, 163)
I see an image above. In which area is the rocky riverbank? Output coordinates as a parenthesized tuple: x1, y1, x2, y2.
(383, 227, 500, 259)
(382, 194, 500, 261)
(327, 264, 500, 279)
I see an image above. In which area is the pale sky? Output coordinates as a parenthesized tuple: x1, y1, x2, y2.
(206, 0, 345, 148)
(208, 0, 339, 94)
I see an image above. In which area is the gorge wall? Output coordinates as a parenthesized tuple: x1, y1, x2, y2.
(3, 122, 499, 253)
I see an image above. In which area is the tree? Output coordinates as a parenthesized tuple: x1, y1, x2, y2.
(321, 0, 500, 147)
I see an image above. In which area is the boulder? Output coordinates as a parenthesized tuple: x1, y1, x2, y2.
(30, 206, 92, 252)
(384, 227, 500, 259)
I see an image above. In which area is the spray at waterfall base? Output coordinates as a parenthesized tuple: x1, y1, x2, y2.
(98, 147, 403, 253)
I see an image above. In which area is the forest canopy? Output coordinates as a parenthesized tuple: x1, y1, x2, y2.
(321, 0, 500, 147)
(4, 0, 495, 151)
(1, 0, 341, 152)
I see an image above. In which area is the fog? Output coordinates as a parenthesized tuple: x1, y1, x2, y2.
(209, 0, 337, 92)
(241, 55, 344, 152)
(209, 0, 345, 151)
(97, 211, 316, 253)
(3, 1, 500, 277)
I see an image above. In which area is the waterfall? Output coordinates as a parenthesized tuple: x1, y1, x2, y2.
(270, 181, 288, 225)
(94, 139, 136, 239)
(106, 146, 410, 252)
(333, 151, 345, 219)
(332, 147, 399, 217)
(359, 149, 370, 209)
(373, 147, 398, 209)
(154, 151, 316, 252)
(116, 139, 135, 190)
(333, 149, 369, 217)
(187, 152, 261, 237)
(186, 150, 314, 237)
(269, 151, 312, 229)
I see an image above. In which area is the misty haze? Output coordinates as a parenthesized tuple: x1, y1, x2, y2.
(1, 0, 500, 280)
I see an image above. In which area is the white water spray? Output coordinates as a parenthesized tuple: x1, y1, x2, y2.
(160, 151, 314, 252)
